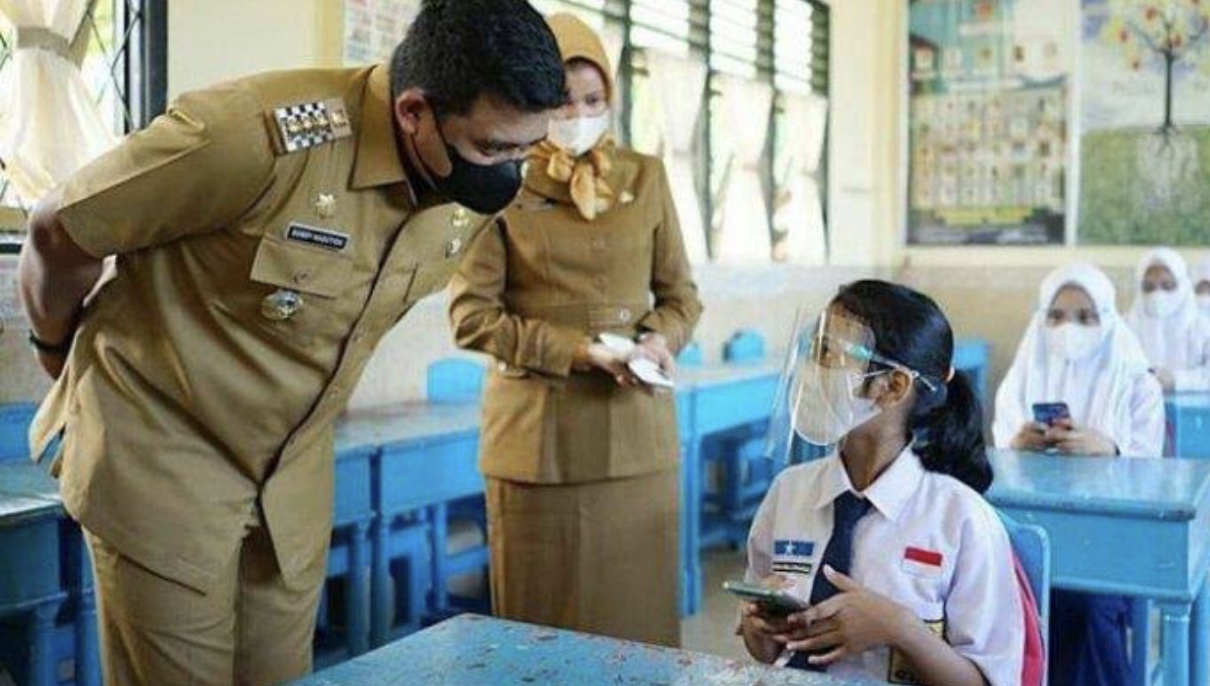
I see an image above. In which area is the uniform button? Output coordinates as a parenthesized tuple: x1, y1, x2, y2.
(497, 361, 508, 372)
(619, 308, 632, 323)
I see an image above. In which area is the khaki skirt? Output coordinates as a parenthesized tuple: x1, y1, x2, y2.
(486, 467, 681, 647)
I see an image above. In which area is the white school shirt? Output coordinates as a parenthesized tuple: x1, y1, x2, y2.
(745, 449, 1025, 686)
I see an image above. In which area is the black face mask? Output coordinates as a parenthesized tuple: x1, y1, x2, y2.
(422, 120, 523, 215)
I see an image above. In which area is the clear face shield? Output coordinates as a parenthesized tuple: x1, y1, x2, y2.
(763, 307, 935, 464)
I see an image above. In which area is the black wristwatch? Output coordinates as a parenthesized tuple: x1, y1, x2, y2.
(28, 330, 73, 356)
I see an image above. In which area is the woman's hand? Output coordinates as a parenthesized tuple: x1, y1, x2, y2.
(1046, 420, 1117, 456)
(635, 333, 676, 376)
(1010, 422, 1050, 452)
(782, 566, 914, 667)
(573, 341, 638, 386)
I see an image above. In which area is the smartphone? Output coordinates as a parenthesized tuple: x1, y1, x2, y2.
(1031, 402, 1071, 427)
(723, 580, 808, 615)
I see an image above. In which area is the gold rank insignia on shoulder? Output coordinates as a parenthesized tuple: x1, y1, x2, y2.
(267, 98, 353, 155)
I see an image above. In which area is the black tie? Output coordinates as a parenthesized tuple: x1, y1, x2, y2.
(789, 491, 872, 671)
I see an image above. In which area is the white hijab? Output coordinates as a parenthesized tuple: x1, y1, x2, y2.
(1194, 257, 1210, 315)
(993, 262, 1152, 449)
(1127, 248, 1204, 368)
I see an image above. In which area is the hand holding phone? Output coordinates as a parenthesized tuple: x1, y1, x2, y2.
(1031, 402, 1071, 427)
(724, 580, 808, 616)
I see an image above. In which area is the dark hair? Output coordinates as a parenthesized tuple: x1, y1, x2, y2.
(834, 280, 992, 493)
(390, 0, 567, 116)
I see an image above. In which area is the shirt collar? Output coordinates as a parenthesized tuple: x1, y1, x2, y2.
(351, 64, 414, 197)
(813, 445, 925, 524)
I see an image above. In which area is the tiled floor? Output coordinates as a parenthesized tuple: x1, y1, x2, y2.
(680, 547, 753, 661)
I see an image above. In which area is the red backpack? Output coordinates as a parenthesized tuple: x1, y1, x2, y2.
(1012, 551, 1046, 686)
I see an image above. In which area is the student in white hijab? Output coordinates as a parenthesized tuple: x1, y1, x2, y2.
(993, 262, 1165, 458)
(1127, 248, 1210, 392)
(993, 262, 1164, 686)
(1193, 256, 1210, 318)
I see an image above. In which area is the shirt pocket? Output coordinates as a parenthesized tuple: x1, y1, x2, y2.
(247, 235, 356, 344)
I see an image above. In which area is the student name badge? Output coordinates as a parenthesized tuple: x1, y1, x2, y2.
(771, 539, 816, 576)
(900, 546, 944, 579)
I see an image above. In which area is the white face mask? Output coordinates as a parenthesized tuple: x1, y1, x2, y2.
(1045, 323, 1104, 362)
(1198, 294, 1210, 317)
(1143, 289, 1182, 318)
(793, 361, 883, 446)
(547, 112, 611, 157)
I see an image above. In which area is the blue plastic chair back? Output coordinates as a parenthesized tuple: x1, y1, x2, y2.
(0, 403, 37, 462)
(997, 510, 1050, 651)
(676, 341, 704, 367)
(723, 330, 765, 362)
(426, 359, 486, 404)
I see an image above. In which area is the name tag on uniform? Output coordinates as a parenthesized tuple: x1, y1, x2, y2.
(286, 222, 349, 252)
(772, 539, 816, 575)
(901, 546, 944, 578)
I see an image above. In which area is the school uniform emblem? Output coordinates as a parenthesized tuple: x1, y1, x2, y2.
(772, 539, 816, 576)
(901, 546, 944, 578)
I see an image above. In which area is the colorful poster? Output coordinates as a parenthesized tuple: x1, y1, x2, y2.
(343, 0, 421, 65)
(907, 0, 1072, 245)
(1079, 0, 1210, 245)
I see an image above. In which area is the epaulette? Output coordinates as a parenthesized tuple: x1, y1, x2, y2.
(265, 98, 353, 155)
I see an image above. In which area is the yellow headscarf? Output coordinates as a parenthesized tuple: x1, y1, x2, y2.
(535, 13, 617, 221)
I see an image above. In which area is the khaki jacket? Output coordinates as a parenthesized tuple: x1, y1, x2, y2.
(449, 148, 702, 484)
(31, 64, 493, 592)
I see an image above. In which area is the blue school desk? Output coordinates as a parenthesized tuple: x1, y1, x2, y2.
(0, 462, 99, 686)
(1166, 393, 1210, 459)
(986, 450, 1210, 686)
(335, 402, 484, 647)
(677, 360, 782, 615)
(290, 613, 883, 686)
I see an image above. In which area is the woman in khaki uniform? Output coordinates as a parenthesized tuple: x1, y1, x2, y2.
(448, 14, 702, 647)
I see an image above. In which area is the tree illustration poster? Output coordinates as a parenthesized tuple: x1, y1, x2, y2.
(1079, 0, 1210, 244)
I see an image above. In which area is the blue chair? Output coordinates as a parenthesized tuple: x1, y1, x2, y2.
(0, 403, 37, 462)
(997, 511, 1050, 659)
(700, 331, 774, 550)
(426, 359, 485, 405)
(953, 339, 991, 409)
(677, 341, 704, 367)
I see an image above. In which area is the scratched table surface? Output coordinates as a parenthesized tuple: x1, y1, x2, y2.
(335, 402, 483, 452)
(292, 614, 882, 686)
(0, 461, 62, 525)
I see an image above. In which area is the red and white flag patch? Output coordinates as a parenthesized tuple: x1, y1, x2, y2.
(901, 546, 944, 578)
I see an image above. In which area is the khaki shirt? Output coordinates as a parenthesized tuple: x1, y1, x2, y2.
(30, 64, 493, 593)
(449, 149, 702, 484)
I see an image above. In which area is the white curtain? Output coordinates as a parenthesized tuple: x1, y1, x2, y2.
(646, 49, 707, 263)
(775, 93, 828, 264)
(713, 75, 773, 264)
(0, 0, 116, 206)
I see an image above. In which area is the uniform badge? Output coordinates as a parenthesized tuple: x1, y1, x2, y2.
(261, 289, 303, 321)
(451, 207, 471, 231)
(285, 222, 349, 252)
(772, 539, 815, 576)
(446, 237, 464, 258)
(315, 193, 338, 219)
(267, 98, 353, 155)
(901, 546, 944, 578)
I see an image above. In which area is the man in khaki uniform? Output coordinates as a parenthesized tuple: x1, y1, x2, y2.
(16, 1, 565, 683)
